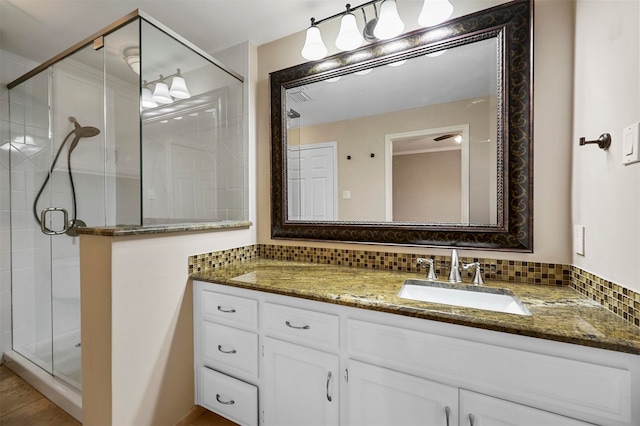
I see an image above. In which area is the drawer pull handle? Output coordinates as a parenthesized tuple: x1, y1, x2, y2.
(326, 371, 332, 402)
(468, 414, 475, 426)
(285, 320, 310, 330)
(216, 394, 235, 405)
(445, 406, 451, 426)
(217, 345, 237, 354)
(217, 305, 236, 313)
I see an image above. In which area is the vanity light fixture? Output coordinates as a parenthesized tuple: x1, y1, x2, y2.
(142, 69, 192, 109)
(335, 5, 364, 51)
(418, 0, 454, 27)
(373, 0, 404, 40)
(301, 0, 454, 60)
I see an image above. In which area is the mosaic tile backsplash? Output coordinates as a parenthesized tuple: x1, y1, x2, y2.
(188, 244, 638, 328)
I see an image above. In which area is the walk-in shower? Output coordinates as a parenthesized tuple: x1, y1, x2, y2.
(5, 10, 246, 420)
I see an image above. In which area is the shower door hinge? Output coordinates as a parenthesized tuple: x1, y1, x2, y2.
(93, 36, 104, 50)
(344, 368, 349, 382)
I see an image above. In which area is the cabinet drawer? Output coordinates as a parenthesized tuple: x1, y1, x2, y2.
(264, 302, 339, 350)
(200, 367, 258, 426)
(202, 322, 258, 378)
(201, 289, 258, 329)
(348, 319, 632, 424)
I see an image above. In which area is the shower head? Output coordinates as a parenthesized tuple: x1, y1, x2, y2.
(67, 116, 100, 153)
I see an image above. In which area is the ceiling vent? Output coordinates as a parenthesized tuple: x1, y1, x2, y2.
(287, 88, 311, 103)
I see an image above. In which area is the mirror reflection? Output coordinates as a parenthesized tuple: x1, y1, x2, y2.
(286, 37, 499, 225)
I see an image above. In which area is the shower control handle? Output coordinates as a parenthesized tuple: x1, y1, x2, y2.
(40, 207, 69, 235)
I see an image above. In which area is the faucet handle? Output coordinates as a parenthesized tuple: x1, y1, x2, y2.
(416, 258, 437, 280)
(463, 261, 484, 285)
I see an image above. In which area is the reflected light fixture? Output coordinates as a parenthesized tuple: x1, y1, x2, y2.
(142, 69, 192, 109)
(169, 69, 191, 99)
(152, 79, 173, 104)
(301, 0, 454, 60)
(418, 0, 454, 27)
(335, 5, 364, 51)
(141, 84, 158, 108)
(123, 47, 140, 75)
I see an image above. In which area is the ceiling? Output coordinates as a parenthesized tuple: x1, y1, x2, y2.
(0, 0, 509, 73)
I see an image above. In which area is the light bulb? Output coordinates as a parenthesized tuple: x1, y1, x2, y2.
(335, 12, 363, 51)
(141, 87, 158, 108)
(152, 81, 173, 104)
(374, 0, 404, 40)
(301, 24, 327, 60)
(170, 75, 191, 99)
(418, 0, 454, 27)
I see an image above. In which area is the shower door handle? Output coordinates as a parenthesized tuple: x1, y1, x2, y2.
(40, 207, 69, 235)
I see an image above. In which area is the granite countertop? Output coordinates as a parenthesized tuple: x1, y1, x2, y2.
(191, 259, 640, 355)
(77, 221, 252, 237)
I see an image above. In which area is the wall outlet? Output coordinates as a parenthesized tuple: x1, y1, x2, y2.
(573, 225, 585, 256)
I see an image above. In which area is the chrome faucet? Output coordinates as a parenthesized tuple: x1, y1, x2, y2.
(463, 261, 485, 285)
(448, 249, 462, 283)
(416, 257, 437, 280)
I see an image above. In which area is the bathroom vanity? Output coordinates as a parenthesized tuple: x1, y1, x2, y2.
(192, 260, 640, 426)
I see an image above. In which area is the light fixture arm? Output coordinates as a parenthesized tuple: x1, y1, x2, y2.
(311, 0, 379, 27)
(145, 69, 183, 87)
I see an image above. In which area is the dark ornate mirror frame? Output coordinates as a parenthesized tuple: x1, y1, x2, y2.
(270, 0, 532, 252)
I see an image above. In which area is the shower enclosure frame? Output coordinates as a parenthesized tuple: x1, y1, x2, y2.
(6, 9, 246, 421)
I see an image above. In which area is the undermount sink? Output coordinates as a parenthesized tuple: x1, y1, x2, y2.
(398, 279, 532, 316)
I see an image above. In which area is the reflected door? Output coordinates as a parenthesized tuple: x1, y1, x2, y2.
(287, 142, 337, 221)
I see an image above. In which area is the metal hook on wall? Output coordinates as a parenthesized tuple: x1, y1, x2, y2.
(579, 133, 611, 150)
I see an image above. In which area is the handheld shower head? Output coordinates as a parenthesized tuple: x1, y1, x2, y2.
(67, 117, 100, 153)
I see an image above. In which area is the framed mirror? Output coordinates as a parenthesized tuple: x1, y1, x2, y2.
(270, 0, 532, 251)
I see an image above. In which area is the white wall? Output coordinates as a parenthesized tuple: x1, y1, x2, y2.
(572, 0, 640, 294)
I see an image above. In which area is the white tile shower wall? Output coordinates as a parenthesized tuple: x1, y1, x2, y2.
(0, 49, 39, 357)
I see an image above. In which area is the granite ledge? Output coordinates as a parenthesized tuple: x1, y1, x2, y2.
(191, 259, 640, 355)
(77, 220, 252, 237)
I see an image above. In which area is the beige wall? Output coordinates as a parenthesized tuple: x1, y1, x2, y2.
(81, 228, 257, 425)
(257, 0, 574, 263)
(572, 0, 640, 294)
(393, 150, 462, 222)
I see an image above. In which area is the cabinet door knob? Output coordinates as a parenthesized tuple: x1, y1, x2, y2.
(445, 406, 451, 426)
(285, 320, 310, 330)
(216, 394, 235, 405)
(326, 371, 333, 402)
(217, 344, 237, 354)
(217, 305, 236, 313)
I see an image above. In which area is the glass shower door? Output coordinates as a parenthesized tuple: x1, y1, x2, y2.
(48, 43, 107, 390)
(10, 41, 108, 391)
(9, 69, 54, 376)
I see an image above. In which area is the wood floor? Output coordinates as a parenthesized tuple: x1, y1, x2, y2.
(0, 364, 237, 425)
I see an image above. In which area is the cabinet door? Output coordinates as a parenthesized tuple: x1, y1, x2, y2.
(263, 337, 339, 426)
(348, 360, 458, 426)
(460, 390, 595, 426)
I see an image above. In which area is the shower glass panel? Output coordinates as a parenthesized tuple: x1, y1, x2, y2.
(9, 19, 141, 391)
(8, 11, 245, 395)
(141, 20, 245, 224)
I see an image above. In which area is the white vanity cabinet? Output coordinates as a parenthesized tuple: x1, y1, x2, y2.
(193, 280, 639, 426)
(194, 282, 259, 426)
(347, 360, 458, 426)
(262, 302, 340, 426)
(263, 337, 339, 426)
(459, 390, 594, 426)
